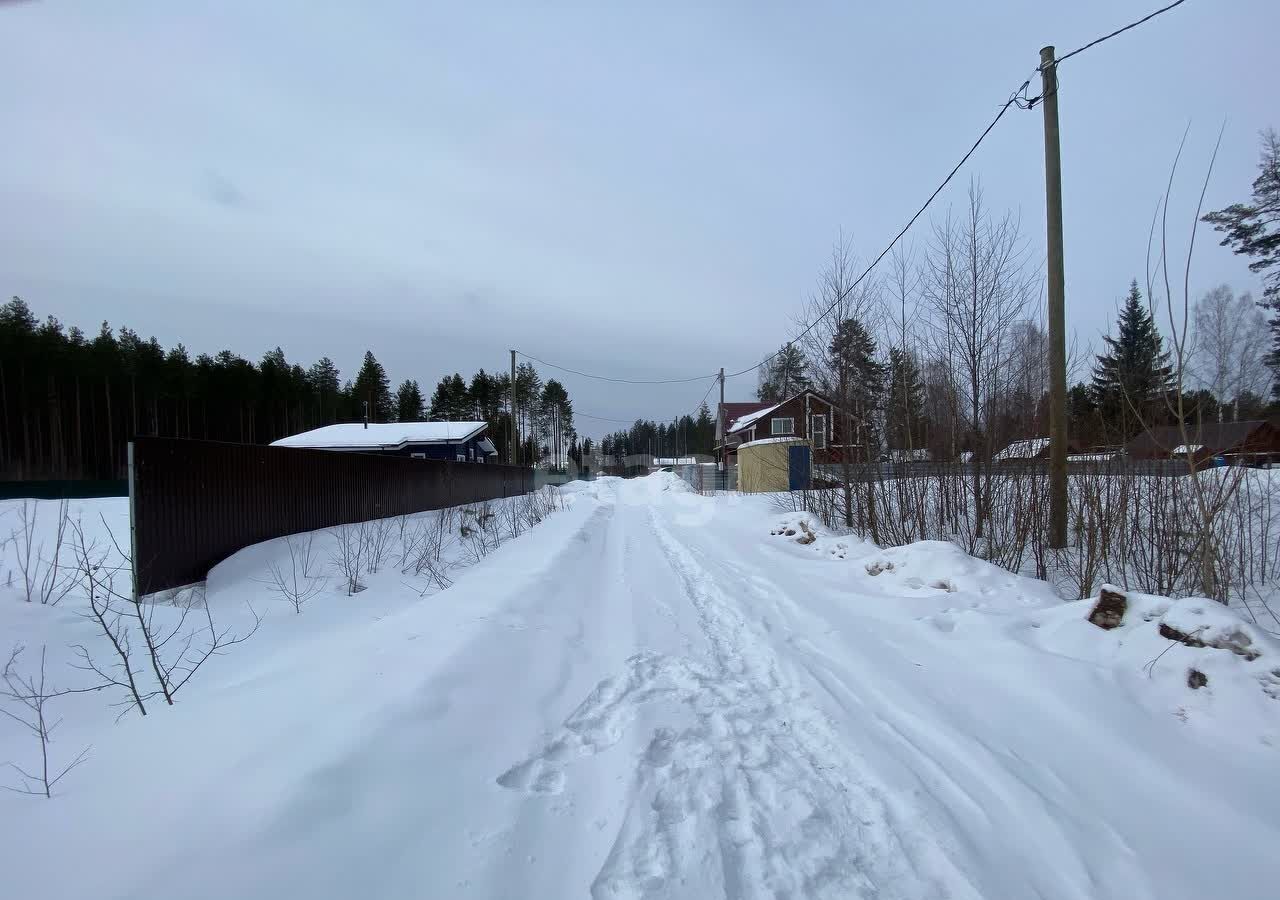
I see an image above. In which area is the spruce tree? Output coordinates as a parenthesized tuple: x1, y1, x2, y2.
(1090, 281, 1173, 435)
(828, 318, 885, 456)
(352, 350, 393, 423)
(886, 346, 925, 451)
(395, 379, 424, 421)
(695, 401, 714, 455)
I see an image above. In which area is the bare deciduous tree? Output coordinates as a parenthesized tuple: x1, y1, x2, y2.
(792, 233, 883, 531)
(1144, 126, 1245, 601)
(11, 499, 76, 605)
(922, 180, 1037, 544)
(67, 517, 150, 717)
(1191, 284, 1270, 420)
(2, 645, 91, 798)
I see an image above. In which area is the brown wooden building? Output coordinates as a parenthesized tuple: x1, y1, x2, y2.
(717, 390, 863, 466)
(1124, 420, 1280, 468)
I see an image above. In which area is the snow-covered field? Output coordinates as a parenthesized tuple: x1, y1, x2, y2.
(3, 474, 1279, 899)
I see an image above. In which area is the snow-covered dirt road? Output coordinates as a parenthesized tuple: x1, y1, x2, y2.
(3, 475, 1278, 899)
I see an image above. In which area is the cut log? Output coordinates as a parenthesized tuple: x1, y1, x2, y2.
(1088, 587, 1127, 630)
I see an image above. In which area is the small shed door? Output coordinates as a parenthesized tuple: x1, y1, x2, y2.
(788, 445, 811, 490)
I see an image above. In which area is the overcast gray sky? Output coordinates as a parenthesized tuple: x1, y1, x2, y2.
(1, 1, 1274, 439)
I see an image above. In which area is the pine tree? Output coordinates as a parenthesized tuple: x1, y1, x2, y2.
(886, 346, 925, 451)
(1203, 128, 1280, 306)
(757, 344, 810, 402)
(395, 379, 424, 421)
(427, 373, 472, 421)
(352, 350, 393, 423)
(1090, 281, 1173, 435)
(538, 379, 573, 468)
(828, 318, 885, 458)
(1067, 382, 1100, 448)
(695, 401, 714, 455)
(307, 357, 341, 424)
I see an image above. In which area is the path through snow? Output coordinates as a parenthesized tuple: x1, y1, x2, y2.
(2, 476, 1278, 899)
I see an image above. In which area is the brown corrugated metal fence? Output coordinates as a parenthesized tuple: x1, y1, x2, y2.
(130, 437, 533, 595)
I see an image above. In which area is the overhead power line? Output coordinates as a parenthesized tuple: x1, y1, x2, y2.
(1020, 0, 1191, 108)
(575, 410, 642, 424)
(521, 1, 1192, 401)
(1047, 0, 1188, 69)
(725, 0, 1192, 382)
(723, 75, 1033, 380)
(514, 350, 718, 385)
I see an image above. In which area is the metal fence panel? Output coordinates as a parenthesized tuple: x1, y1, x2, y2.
(130, 437, 533, 595)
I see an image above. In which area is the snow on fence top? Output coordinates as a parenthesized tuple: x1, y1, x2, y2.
(271, 422, 488, 450)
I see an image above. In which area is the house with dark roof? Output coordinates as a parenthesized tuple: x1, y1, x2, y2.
(271, 421, 498, 463)
(716, 390, 856, 467)
(1123, 420, 1280, 468)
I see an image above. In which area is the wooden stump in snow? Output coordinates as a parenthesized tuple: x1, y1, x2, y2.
(1088, 587, 1127, 630)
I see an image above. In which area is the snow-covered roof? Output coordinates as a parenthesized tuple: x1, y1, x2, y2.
(271, 422, 487, 451)
(887, 449, 931, 462)
(477, 437, 498, 455)
(994, 437, 1049, 461)
(728, 401, 782, 433)
(738, 435, 806, 449)
(1172, 444, 1204, 455)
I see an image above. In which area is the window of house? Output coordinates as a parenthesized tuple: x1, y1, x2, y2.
(811, 414, 827, 450)
(410, 452, 426, 459)
(771, 417, 794, 435)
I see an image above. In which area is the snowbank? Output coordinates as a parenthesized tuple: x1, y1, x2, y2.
(3, 484, 1279, 899)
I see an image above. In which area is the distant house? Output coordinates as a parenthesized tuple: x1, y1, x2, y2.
(1124, 420, 1280, 468)
(271, 422, 498, 463)
(884, 448, 931, 464)
(993, 437, 1084, 462)
(717, 390, 852, 467)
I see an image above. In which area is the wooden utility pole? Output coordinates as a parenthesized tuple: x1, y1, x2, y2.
(1041, 45, 1068, 550)
(717, 367, 725, 468)
(509, 349, 517, 466)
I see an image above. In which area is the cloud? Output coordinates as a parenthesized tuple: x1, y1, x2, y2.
(205, 171, 246, 210)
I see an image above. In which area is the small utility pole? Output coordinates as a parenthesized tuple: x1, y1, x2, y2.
(1041, 45, 1068, 550)
(509, 349, 518, 466)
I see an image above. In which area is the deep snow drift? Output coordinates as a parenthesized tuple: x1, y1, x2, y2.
(2, 475, 1278, 899)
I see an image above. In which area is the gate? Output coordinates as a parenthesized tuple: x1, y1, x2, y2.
(788, 444, 811, 490)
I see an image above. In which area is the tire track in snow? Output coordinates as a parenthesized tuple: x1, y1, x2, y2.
(497, 498, 980, 899)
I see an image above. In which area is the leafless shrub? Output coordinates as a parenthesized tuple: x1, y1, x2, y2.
(92, 514, 260, 706)
(131, 584, 260, 706)
(330, 522, 368, 595)
(1, 644, 91, 798)
(11, 499, 76, 605)
(67, 517, 150, 717)
(363, 517, 397, 575)
(399, 509, 454, 591)
(460, 502, 502, 564)
(261, 533, 326, 613)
